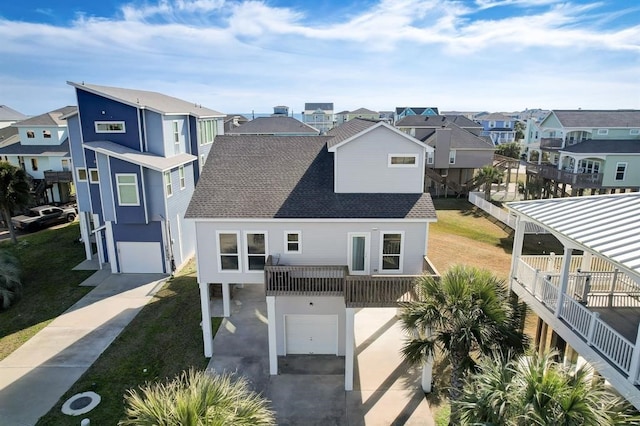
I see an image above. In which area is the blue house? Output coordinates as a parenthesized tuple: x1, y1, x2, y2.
(475, 112, 517, 145)
(394, 107, 439, 124)
(66, 82, 224, 274)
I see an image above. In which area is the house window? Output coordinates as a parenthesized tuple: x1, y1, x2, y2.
(164, 171, 172, 196)
(217, 232, 240, 271)
(179, 165, 185, 189)
(285, 231, 301, 254)
(615, 162, 627, 181)
(115, 174, 140, 206)
(95, 121, 126, 133)
(200, 154, 205, 172)
(389, 154, 418, 167)
(578, 159, 600, 174)
(381, 232, 403, 272)
(76, 167, 87, 182)
(43, 130, 51, 139)
(449, 150, 456, 164)
(173, 121, 181, 154)
(245, 232, 267, 271)
(61, 159, 70, 171)
(597, 129, 608, 136)
(489, 121, 496, 128)
(505, 122, 510, 128)
(630, 129, 640, 135)
(30, 158, 38, 171)
(26, 131, 35, 138)
(199, 119, 216, 145)
(89, 168, 99, 183)
(426, 151, 434, 165)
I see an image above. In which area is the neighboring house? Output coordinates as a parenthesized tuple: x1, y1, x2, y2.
(334, 110, 350, 125)
(335, 107, 380, 124)
(475, 112, 517, 145)
(508, 192, 640, 410)
(378, 110, 394, 124)
(223, 114, 248, 133)
(395, 114, 483, 139)
(66, 82, 225, 274)
(272, 105, 289, 116)
(185, 118, 438, 390)
(227, 116, 319, 136)
(0, 105, 28, 129)
(301, 102, 334, 133)
(0, 106, 76, 205)
(394, 107, 439, 124)
(525, 110, 640, 196)
(440, 110, 482, 120)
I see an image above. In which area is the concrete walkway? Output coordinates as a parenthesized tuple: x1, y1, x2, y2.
(0, 270, 167, 426)
(208, 285, 434, 426)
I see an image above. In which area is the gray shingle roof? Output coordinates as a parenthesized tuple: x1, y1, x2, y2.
(562, 139, 640, 154)
(68, 82, 224, 118)
(227, 116, 319, 135)
(395, 107, 439, 115)
(553, 110, 640, 128)
(396, 114, 482, 128)
(15, 106, 76, 127)
(325, 118, 379, 149)
(349, 107, 379, 115)
(0, 105, 27, 121)
(477, 112, 513, 121)
(305, 103, 333, 111)
(185, 135, 436, 220)
(0, 139, 70, 156)
(424, 123, 495, 149)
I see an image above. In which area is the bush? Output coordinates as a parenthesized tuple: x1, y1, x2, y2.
(0, 250, 22, 309)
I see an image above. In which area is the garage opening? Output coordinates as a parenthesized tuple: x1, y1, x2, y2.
(285, 315, 338, 355)
(117, 242, 164, 273)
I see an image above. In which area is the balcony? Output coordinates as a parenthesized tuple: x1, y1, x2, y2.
(526, 163, 603, 188)
(512, 255, 640, 387)
(540, 138, 563, 149)
(44, 170, 73, 184)
(264, 256, 439, 308)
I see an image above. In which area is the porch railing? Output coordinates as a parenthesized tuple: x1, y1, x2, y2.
(525, 163, 603, 188)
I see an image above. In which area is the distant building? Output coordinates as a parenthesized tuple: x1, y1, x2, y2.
(394, 107, 439, 124)
(475, 112, 517, 145)
(272, 106, 289, 116)
(335, 108, 379, 124)
(302, 102, 334, 133)
(223, 114, 249, 133)
(227, 116, 319, 136)
(0, 105, 28, 129)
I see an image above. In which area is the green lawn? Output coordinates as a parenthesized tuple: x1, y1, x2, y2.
(0, 224, 94, 360)
(37, 261, 221, 425)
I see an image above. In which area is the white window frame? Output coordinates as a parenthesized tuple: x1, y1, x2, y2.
(199, 154, 205, 172)
(179, 165, 186, 190)
(615, 162, 627, 181)
(597, 129, 609, 136)
(76, 167, 87, 182)
(284, 231, 302, 254)
(449, 150, 456, 165)
(243, 231, 268, 273)
(426, 151, 434, 165)
(388, 154, 418, 168)
(630, 129, 640, 135)
(347, 232, 370, 275)
(164, 171, 173, 197)
(115, 173, 140, 206)
(379, 231, 404, 274)
(216, 231, 241, 273)
(89, 168, 99, 183)
(95, 121, 126, 133)
(173, 121, 180, 143)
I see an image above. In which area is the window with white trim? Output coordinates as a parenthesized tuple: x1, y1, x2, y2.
(173, 121, 181, 154)
(285, 231, 301, 254)
(380, 232, 403, 272)
(198, 119, 217, 145)
(597, 129, 608, 136)
(426, 151, 434, 165)
(200, 154, 205, 172)
(164, 171, 172, 196)
(217, 232, 240, 271)
(449, 150, 456, 164)
(245, 232, 267, 271)
(179, 165, 186, 189)
(615, 162, 627, 181)
(26, 131, 35, 138)
(388, 154, 418, 167)
(95, 121, 126, 133)
(89, 168, 99, 183)
(630, 129, 640, 135)
(115, 174, 140, 206)
(76, 167, 87, 182)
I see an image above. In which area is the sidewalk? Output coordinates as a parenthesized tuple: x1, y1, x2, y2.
(0, 269, 167, 426)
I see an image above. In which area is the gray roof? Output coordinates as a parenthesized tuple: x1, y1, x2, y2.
(395, 107, 439, 115)
(477, 112, 513, 121)
(553, 110, 640, 128)
(0, 139, 70, 156)
(561, 139, 640, 154)
(395, 115, 481, 128)
(84, 141, 196, 172)
(326, 118, 379, 149)
(304, 103, 333, 111)
(425, 123, 495, 150)
(15, 106, 76, 127)
(349, 107, 379, 115)
(0, 125, 18, 142)
(227, 116, 319, 135)
(0, 105, 28, 121)
(508, 193, 640, 276)
(68, 82, 224, 118)
(186, 135, 436, 220)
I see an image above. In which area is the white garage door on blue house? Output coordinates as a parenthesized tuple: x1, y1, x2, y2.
(117, 242, 164, 273)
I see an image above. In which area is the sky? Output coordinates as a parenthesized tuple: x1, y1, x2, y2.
(0, 0, 639, 116)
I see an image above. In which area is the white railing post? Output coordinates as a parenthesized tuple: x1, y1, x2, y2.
(627, 323, 640, 384)
(532, 268, 540, 296)
(555, 248, 572, 318)
(609, 268, 619, 307)
(586, 312, 599, 346)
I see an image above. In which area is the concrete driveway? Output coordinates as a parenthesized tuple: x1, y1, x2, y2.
(208, 285, 433, 426)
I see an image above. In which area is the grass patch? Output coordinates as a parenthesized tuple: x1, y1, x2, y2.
(0, 224, 94, 360)
(37, 261, 221, 425)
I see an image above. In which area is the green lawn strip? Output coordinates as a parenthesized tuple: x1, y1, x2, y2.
(431, 198, 507, 246)
(37, 271, 221, 425)
(0, 224, 94, 360)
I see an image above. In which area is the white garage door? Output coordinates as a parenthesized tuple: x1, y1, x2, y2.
(117, 242, 164, 273)
(285, 315, 338, 355)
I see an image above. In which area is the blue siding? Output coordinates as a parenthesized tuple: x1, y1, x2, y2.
(76, 89, 141, 151)
(166, 163, 197, 266)
(97, 153, 115, 222)
(85, 150, 103, 220)
(163, 115, 188, 157)
(68, 115, 91, 213)
(144, 110, 164, 156)
(109, 157, 146, 224)
(189, 116, 200, 182)
(144, 169, 166, 220)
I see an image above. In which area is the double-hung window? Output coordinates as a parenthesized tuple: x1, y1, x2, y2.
(285, 231, 301, 254)
(179, 166, 186, 190)
(164, 171, 173, 196)
(449, 150, 456, 165)
(115, 174, 140, 206)
(615, 162, 627, 181)
(245, 232, 267, 271)
(173, 121, 180, 154)
(217, 232, 240, 271)
(380, 232, 403, 272)
(426, 151, 434, 165)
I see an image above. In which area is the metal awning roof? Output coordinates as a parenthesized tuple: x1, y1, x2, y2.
(84, 141, 196, 172)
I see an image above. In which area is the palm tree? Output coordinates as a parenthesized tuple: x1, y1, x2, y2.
(457, 351, 639, 425)
(474, 165, 504, 201)
(0, 162, 31, 244)
(400, 265, 527, 424)
(0, 250, 22, 309)
(119, 369, 276, 426)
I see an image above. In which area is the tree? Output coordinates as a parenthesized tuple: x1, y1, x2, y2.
(495, 142, 522, 159)
(457, 351, 640, 425)
(474, 165, 504, 201)
(0, 162, 31, 244)
(119, 369, 276, 426)
(514, 121, 525, 141)
(400, 265, 528, 424)
(0, 250, 22, 309)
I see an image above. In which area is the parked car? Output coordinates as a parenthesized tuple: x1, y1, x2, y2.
(11, 205, 77, 232)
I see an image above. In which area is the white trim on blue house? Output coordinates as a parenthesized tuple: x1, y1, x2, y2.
(84, 141, 196, 172)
